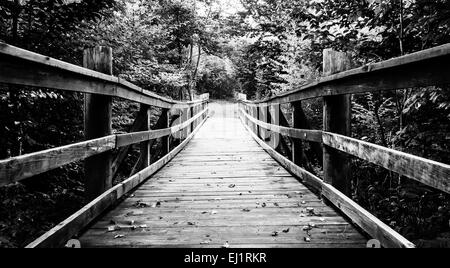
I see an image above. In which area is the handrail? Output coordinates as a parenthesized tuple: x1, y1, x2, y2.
(0, 42, 203, 109)
(241, 43, 450, 106)
(239, 107, 415, 248)
(237, 43, 450, 248)
(240, 108, 450, 194)
(26, 113, 210, 248)
(0, 42, 212, 248)
(0, 106, 209, 186)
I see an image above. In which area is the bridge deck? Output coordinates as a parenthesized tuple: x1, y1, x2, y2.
(79, 102, 368, 248)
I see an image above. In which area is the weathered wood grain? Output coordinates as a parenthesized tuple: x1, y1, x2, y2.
(240, 109, 415, 249)
(241, 43, 450, 105)
(323, 132, 450, 194)
(26, 114, 209, 248)
(240, 108, 322, 143)
(321, 183, 415, 248)
(322, 49, 352, 196)
(116, 107, 208, 147)
(0, 136, 116, 187)
(239, 113, 323, 193)
(83, 46, 114, 201)
(0, 42, 207, 109)
(77, 102, 367, 248)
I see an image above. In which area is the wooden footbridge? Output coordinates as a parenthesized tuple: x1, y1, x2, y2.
(0, 42, 449, 248)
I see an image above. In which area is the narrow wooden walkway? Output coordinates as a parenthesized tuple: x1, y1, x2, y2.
(79, 101, 368, 248)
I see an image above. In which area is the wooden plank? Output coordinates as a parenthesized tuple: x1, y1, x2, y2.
(240, 109, 322, 143)
(0, 136, 116, 187)
(25, 114, 209, 248)
(83, 46, 114, 201)
(240, 43, 450, 105)
(322, 49, 352, 196)
(323, 132, 450, 194)
(322, 183, 415, 248)
(0, 42, 208, 109)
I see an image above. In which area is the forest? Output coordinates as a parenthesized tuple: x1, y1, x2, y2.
(0, 0, 449, 248)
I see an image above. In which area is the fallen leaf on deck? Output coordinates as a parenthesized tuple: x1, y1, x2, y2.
(107, 225, 121, 232)
(134, 200, 149, 208)
(283, 228, 290, 233)
(114, 234, 125, 239)
(242, 208, 251, 212)
(187, 222, 196, 226)
(262, 203, 267, 207)
(222, 241, 230, 248)
(304, 237, 311, 242)
(271, 231, 279, 237)
(151, 201, 161, 208)
(274, 202, 279, 207)
(229, 184, 236, 188)
(211, 210, 218, 215)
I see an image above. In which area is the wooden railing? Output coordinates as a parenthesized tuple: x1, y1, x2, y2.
(0, 43, 210, 247)
(238, 44, 450, 248)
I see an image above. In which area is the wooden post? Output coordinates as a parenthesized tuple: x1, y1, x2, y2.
(259, 105, 269, 141)
(322, 49, 352, 196)
(292, 101, 305, 167)
(256, 106, 260, 138)
(190, 106, 194, 134)
(269, 104, 280, 150)
(83, 46, 113, 202)
(161, 108, 170, 155)
(139, 105, 151, 169)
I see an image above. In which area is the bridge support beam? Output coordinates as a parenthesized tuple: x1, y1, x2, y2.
(83, 46, 113, 202)
(322, 49, 352, 196)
